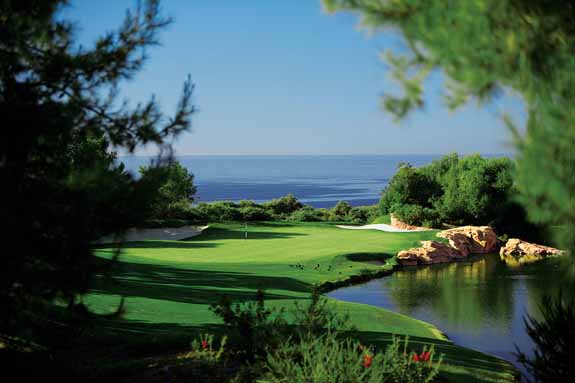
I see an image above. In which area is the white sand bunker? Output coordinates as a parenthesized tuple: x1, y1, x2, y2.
(97, 225, 209, 244)
(336, 223, 430, 233)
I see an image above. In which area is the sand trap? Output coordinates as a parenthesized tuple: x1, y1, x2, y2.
(336, 223, 430, 233)
(96, 225, 209, 244)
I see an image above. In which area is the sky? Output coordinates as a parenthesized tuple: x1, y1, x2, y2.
(62, 0, 526, 156)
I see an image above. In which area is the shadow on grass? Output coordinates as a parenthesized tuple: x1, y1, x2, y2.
(192, 227, 307, 241)
(91, 258, 311, 305)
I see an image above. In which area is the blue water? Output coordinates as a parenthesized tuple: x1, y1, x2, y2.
(118, 155, 442, 207)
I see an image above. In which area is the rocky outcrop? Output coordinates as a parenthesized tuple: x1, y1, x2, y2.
(397, 241, 464, 266)
(390, 213, 432, 231)
(500, 238, 563, 265)
(436, 226, 498, 257)
(397, 225, 498, 266)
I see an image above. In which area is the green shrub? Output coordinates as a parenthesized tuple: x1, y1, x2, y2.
(139, 160, 197, 219)
(392, 204, 437, 227)
(210, 290, 287, 362)
(289, 206, 326, 222)
(261, 335, 442, 383)
(379, 163, 440, 215)
(193, 201, 243, 222)
(379, 154, 545, 240)
(240, 206, 274, 221)
(327, 201, 353, 222)
(264, 194, 303, 217)
(292, 289, 355, 338)
(348, 205, 379, 224)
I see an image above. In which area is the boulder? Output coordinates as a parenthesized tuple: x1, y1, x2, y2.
(500, 238, 563, 265)
(436, 226, 498, 257)
(397, 241, 463, 266)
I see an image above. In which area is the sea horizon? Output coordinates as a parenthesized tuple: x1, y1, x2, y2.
(119, 153, 512, 208)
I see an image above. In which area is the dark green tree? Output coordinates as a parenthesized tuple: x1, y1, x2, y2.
(324, 1, 574, 380)
(323, 0, 574, 255)
(0, 0, 194, 334)
(139, 160, 197, 219)
(264, 194, 303, 217)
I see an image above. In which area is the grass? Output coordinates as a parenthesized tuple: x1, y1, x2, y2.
(88, 222, 517, 382)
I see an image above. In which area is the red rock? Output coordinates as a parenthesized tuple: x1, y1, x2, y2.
(397, 241, 463, 266)
(500, 238, 563, 265)
(436, 226, 498, 257)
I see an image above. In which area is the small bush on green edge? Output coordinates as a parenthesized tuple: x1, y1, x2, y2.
(210, 290, 287, 363)
(261, 335, 442, 383)
(264, 194, 303, 217)
(288, 206, 327, 222)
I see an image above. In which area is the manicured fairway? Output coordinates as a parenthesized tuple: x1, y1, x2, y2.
(88, 222, 517, 382)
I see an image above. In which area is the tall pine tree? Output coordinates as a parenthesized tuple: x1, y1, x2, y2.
(0, 0, 194, 333)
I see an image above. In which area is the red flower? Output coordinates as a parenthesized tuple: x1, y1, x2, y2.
(363, 354, 373, 368)
(201, 340, 209, 350)
(412, 353, 420, 362)
(420, 351, 431, 362)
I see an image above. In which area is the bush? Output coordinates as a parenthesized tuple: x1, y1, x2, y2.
(348, 205, 379, 224)
(328, 201, 353, 222)
(392, 204, 439, 227)
(262, 335, 442, 383)
(193, 201, 243, 222)
(210, 290, 287, 362)
(379, 154, 546, 240)
(264, 194, 303, 217)
(139, 160, 197, 219)
(289, 206, 327, 222)
(379, 163, 440, 215)
(292, 289, 355, 338)
(239, 206, 274, 221)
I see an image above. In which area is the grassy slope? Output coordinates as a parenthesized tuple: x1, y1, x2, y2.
(89, 222, 516, 382)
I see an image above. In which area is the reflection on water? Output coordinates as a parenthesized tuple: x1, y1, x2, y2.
(328, 254, 568, 376)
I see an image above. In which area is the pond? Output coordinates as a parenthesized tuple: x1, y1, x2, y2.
(328, 253, 567, 379)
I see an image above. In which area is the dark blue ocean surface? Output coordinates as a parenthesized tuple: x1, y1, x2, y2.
(118, 154, 475, 207)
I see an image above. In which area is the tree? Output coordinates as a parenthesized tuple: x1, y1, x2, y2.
(324, 1, 575, 380)
(323, 0, 574, 255)
(379, 162, 439, 214)
(0, 0, 194, 334)
(329, 200, 353, 221)
(139, 160, 197, 219)
(265, 194, 303, 217)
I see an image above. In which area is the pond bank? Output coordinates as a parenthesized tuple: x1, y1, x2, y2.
(327, 252, 565, 381)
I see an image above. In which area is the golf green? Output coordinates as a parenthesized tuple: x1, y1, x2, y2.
(88, 222, 517, 382)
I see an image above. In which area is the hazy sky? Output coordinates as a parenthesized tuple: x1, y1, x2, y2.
(63, 0, 525, 156)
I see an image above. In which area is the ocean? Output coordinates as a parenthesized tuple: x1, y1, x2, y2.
(119, 154, 444, 208)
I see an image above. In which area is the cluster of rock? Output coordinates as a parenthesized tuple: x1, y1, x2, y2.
(499, 238, 564, 266)
(397, 226, 497, 266)
(396, 225, 564, 267)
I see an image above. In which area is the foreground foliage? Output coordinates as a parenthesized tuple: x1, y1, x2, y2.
(324, 1, 574, 381)
(0, 0, 194, 333)
(262, 335, 440, 383)
(516, 293, 575, 382)
(212, 289, 441, 383)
